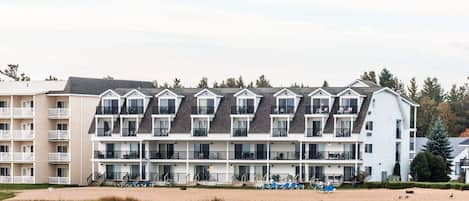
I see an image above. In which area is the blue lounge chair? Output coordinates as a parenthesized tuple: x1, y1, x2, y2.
(298, 183, 305, 189)
(283, 182, 290, 190)
(270, 182, 278, 189)
(290, 182, 297, 189)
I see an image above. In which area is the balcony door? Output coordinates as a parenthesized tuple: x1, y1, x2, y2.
(127, 121, 137, 136)
(56, 145, 68, 153)
(159, 98, 176, 114)
(194, 144, 209, 159)
(56, 123, 68, 131)
(105, 144, 115, 158)
(194, 165, 209, 181)
(238, 98, 254, 113)
(256, 144, 267, 160)
(57, 167, 68, 177)
(128, 99, 143, 114)
(308, 144, 324, 159)
(103, 99, 118, 113)
(278, 98, 294, 113)
(159, 165, 173, 180)
(0, 167, 10, 176)
(198, 98, 214, 114)
(56, 101, 66, 109)
(0, 123, 9, 131)
(340, 98, 358, 113)
(0, 145, 8, 153)
(312, 98, 329, 113)
(236, 165, 250, 181)
(234, 144, 250, 159)
(21, 167, 33, 177)
(158, 144, 174, 159)
(309, 166, 324, 181)
(343, 167, 355, 182)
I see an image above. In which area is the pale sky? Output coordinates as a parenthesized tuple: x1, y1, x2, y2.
(0, 0, 468, 89)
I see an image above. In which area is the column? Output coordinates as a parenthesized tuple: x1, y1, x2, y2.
(299, 141, 303, 182)
(305, 164, 309, 182)
(185, 141, 189, 183)
(267, 142, 270, 182)
(225, 141, 229, 182)
(139, 140, 143, 179)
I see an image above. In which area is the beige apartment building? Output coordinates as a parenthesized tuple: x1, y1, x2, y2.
(0, 77, 153, 185)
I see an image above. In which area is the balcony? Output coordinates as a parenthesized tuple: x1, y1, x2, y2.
(305, 151, 358, 160)
(305, 105, 329, 114)
(189, 151, 226, 160)
(154, 128, 169, 136)
(104, 172, 139, 180)
(94, 151, 141, 160)
(49, 177, 70, 184)
(335, 128, 351, 137)
(152, 106, 176, 115)
(122, 106, 144, 115)
(270, 152, 299, 160)
(122, 128, 137, 137)
(48, 153, 71, 163)
(48, 130, 70, 141)
(13, 176, 34, 183)
(461, 159, 469, 167)
(231, 106, 255, 115)
(272, 128, 288, 137)
(336, 106, 358, 115)
(0, 176, 11, 183)
(230, 151, 267, 160)
(191, 106, 215, 115)
(0, 130, 11, 140)
(193, 128, 208, 137)
(12, 130, 34, 140)
(0, 107, 10, 118)
(270, 106, 295, 115)
(0, 152, 11, 161)
(13, 152, 34, 162)
(48, 108, 69, 119)
(148, 151, 185, 160)
(96, 106, 119, 115)
(13, 107, 34, 118)
(232, 127, 248, 137)
(96, 128, 112, 137)
(306, 128, 322, 137)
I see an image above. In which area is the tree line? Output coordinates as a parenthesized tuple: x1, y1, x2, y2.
(2, 64, 467, 137)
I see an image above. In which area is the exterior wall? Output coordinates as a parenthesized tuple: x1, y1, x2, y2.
(34, 94, 50, 183)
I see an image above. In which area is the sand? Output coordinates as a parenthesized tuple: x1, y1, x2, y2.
(6, 187, 468, 201)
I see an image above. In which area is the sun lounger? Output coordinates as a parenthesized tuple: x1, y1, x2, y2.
(290, 182, 297, 189)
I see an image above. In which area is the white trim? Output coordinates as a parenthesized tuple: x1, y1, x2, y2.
(308, 88, 333, 97)
(273, 88, 302, 97)
(47, 93, 100, 97)
(336, 88, 364, 97)
(373, 88, 419, 107)
(233, 89, 262, 98)
(193, 89, 222, 98)
(99, 89, 120, 98)
(154, 89, 184, 98)
(123, 89, 150, 98)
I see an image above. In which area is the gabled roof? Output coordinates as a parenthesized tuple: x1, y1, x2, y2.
(123, 89, 151, 98)
(155, 89, 184, 98)
(336, 88, 364, 97)
(50, 76, 154, 95)
(233, 88, 263, 97)
(373, 87, 419, 106)
(194, 89, 223, 98)
(273, 88, 303, 97)
(308, 88, 333, 97)
(348, 79, 380, 88)
(99, 89, 120, 98)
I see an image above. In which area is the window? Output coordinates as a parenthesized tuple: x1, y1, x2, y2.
(57, 145, 68, 153)
(409, 142, 414, 151)
(127, 99, 144, 114)
(365, 166, 372, 176)
(0, 123, 9, 130)
(340, 98, 358, 113)
(57, 123, 68, 131)
(365, 121, 373, 131)
(455, 162, 460, 176)
(0, 101, 7, 108)
(312, 98, 329, 113)
(396, 120, 402, 139)
(395, 142, 401, 162)
(56, 101, 66, 108)
(0, 167, 10, 176)
(198, 98, 215, 114)
(0, 145, 8, 152)
(237, 98, 255, 114)
(159, 98, 176, 114)
(365, 144, 373, 153)
(278, 98, 295, 113)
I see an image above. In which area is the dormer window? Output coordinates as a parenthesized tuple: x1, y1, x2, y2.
(312, 98, 329, 114)
(339, 98, 358, 114)
(235, 98, 255, 114)
(195, 98, 215, 115)
(127, 98, 144, 114)
(159, 98, 176, 114)
(101, 99, 119, 114)
(275, 98, 295, 114)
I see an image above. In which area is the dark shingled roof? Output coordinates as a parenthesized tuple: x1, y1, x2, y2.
(88, 86, 410, 135)
(49, 76, 154, 95)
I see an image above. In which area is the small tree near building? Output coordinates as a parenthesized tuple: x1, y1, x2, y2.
(424, 118, 453, 171)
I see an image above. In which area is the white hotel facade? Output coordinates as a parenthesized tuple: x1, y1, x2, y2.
(90, 79, 418, 185)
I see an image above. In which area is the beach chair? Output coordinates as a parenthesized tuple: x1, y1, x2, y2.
(263, 183, 271, 189)
(282, 182, 290, 190)
(270, 182, 279, 189)
(290, 182, 297, 190)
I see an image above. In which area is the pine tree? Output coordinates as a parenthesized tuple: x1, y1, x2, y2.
(322, 80, 329, 87)
(378, 68, 395, 88)
(172, 78, 183, 88)
(152, 80, 158, 88)
(255, 75, 271, 88)
(0, 64, 30, 81)
(407, 77, 418, 101)
(421, 77, 444, 103)
(423, 118, 453, 171)
(197, 77, 208, 88)
(236, 76, 245, 88)
(360, 71, 377, 84)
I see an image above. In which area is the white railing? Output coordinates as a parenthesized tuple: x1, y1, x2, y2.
(48, 108, 69, 118)
(0, 107, 11, 117)
(0, 130, 11, 140)
(48, 130, 70, 140)
(13, 107, 34, 118)
(12, 130, 34, 140)
(13, 152, 34, 162)
(48, 153, 70, 162)
(0, 176, 11, 183)
(0, 152, 12, 161)
(13, 176, 34, 183)
(48, 177, 70, 184)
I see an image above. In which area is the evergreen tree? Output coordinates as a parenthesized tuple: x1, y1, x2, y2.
(322, 80, 329, 87)
(255, 75, 271, 88)
(378, 68, 395, 88)
(152, 80, 158, 88)
(446, 84, 465, 103)
(172, 78, 183, 88)
(197, 77, 208, 88)
(0, 64, 30, 81)
(421, 77, 444, 103)
(247, 81, 254, 88)
(423, 118, 453, 171)
(393, 162, 401, 177)
(236, 76, 245, 88)
(360, 71, 377, 84)
(45, 75, 58, 81)
(407, 77, 418, 101)
(225, 77, 237, 88)
(410, 151, 449, 182)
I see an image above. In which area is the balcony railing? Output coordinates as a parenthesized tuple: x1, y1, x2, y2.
(270, 106, 295, 115)
(193, 128, 208, 136)
(96, 128, 112, 137)
(189, 151, 226, 160)
(0, 176, 11, 183)
(191, 106, 215, 115)
(122, 127, 137, 137)
(335, 128, 351, 137)
(231, 106, 255, 115)
(96, 106, 119, 115)
(123, 106, 144, 115)
(49, 177, 70, 184)
(336, 106, 358, 114)
(48, 130, 69, 140)
(152, 106, 176, 115)
(13, 176, 34, 183)
(0, 152, 11, 161)
(94, 151, 141, 159)
(306, 128, 322, 137)
(13, 152, 34, 162)
(0, 130, 11, 140)
(104, 172, 139, 180)
(270, 152, 299, 160)
(12, 130, 34, 140)
(305, 105, 329, 114)
(48, 153, 70, 162)
(154, 128, 169, 136)
(232, 127, 248, 137)
(48, 108, 69, 118)
(461, 159, 469, 167)
(305, 151, 358, 160)
(13, 107, 34, 117)
(148, 151, 185, 160)
(0, 107, 11, 117)
(272, 128, 288, 137)
(230, 151, 267, 160)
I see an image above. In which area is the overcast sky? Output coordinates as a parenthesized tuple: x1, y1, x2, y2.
(0, 0, 468, 89)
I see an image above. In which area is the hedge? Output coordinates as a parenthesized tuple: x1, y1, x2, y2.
(343, 182, 469, 190)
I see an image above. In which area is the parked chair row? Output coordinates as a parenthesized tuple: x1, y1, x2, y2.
(260, 182, 305, 190)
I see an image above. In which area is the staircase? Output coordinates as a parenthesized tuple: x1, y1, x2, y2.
(87, 172, 105, 186)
